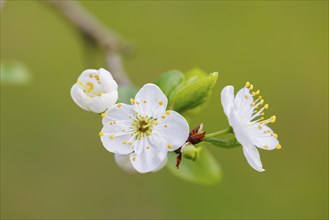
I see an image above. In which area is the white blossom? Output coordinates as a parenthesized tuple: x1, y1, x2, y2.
(71, 68, 118, 113)
(99, 83, 189, 173)
(221, 82, 281, 172)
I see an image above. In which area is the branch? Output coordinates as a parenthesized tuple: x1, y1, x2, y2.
(46, 0, 133, 86)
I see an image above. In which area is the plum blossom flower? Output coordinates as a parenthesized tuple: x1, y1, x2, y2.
(71, 68, 118, 113)
(99, 83, 189, 173)
(221, 82, 281, 172)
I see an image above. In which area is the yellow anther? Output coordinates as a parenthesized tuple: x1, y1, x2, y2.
(113, 121, 116, 124)
(258, 125, 262, 129)
(261, 112, 265, 116)
(98, 92, 103, 96)
(264, 104, 269, 109)
(101, 113, 106, 118)
(110, 122, 113, 125)
(117, 103, 122, 108)
(166, 111, 170, 115)
(244, 95, 249, 99)
(161, 115, 166, 119)
(136, 101, 140, 105)
(249, 84, 254, 90)
(129, 116, 132, 119)
(83, 90, 86, 93)
(123, 141, 127, 145)
(273, 134, 278, 138)
(250, 103, 255, 107)
(254, 90, 260, 95)
(271, 115, 276, 123)
(164, 124, 168, 128)
(264, 145, 269, 149)
(158, 101, 164, 105)
(132, 157, 136, 161)
(130, 98, 134, 104)
(98, 81, 101, 84)
(167, 144, 173, 149)
(89, 74, 93, 78)
(260, 99, 264, 105)
(259, 96, 263, 99)
(245, 82, 251, 88)
(122, 129, 126, 132)
(109, 135, 114, 139)
(94, 75, 100, 80)
(98, 132, 104, 137)
(276, 144, 282, 150)
(128, 142, 133, 145)
(146, 146, 150, 150)
(87, 82, 94, 89)
(144, 100, 147, 104)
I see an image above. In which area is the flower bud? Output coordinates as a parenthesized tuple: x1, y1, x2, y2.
(70, 68, 118, 113)
(181, 142, 201, 161)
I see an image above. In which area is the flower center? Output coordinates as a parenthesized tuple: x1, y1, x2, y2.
(132, 116, 157, 139)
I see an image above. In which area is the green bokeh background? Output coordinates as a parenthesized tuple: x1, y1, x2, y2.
(1, 1, 328, 219)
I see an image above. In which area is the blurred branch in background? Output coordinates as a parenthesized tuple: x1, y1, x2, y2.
(46, 0, 133, 86)
(0, 0, 5, 11)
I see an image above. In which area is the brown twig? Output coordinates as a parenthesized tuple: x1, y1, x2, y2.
(46, 0, 133, 86)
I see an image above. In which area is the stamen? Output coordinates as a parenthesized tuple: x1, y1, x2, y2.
(158, 101, 164, 106)
(101, 113, 106, 118)
(276, 144, 282, 150)
(130, 98, 134, 104)
(167, 144, 173, 149)
(271, 115, 276, 123)
(109, 135, 114, 139)
(273, 133, 278, 138)
(245, 82, 251, 88)
(166, 111, 170, 115)
(117, 103, 122, 108)
(99, 132, 104, 137)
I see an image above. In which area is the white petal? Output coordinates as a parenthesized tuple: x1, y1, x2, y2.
(234, 87, 254, 122)
(134, 83, 168, 117)
(100, 122, 134, 155)
(99, 68, 118, 93)
(130, 137, 167, 173)
(114, 154, 137, 174)
(228, 111, 264, 172)
(88, 96, 109, 113)
(152, 110, 189, 151)
(248, 124, 279, 150)
(242, 143, 265, 172)
(221, 86, 235, 117)
(102, 103, 135, 125)
(70, 84, 90, 111)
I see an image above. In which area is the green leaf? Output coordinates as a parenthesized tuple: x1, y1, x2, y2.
(118, 86, 138, 104)
(184, 68, 208, 84)
(154, 69, 184, 104)
(0, 61, 31, 85)
(171, 72, 218, 113)
(203, 137, 241, 149)
(167, 146, 222, 185)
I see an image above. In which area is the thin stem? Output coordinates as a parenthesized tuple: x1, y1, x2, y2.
(205, 127, 233, 139)
(45, 0, 133, 86)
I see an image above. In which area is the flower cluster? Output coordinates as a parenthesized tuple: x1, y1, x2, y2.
(71, 68, 281, 175)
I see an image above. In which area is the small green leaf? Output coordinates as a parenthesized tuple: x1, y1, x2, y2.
(171, 72, 218, 113)
(154, 69, 184, 104)
(118, 86, 138, 104)
(0, 61, 31, 85)
(203, 137, 241, 148)
(167, 146, 222, 185)
(184, 68, 208, 83)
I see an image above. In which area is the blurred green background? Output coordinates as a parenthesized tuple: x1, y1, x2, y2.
(1, 0, 328, 219)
